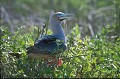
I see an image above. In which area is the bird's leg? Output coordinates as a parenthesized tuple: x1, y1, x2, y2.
(47, 57, 63, 67)
(51, 55, 59, 66)
(47, 58, 57, 66)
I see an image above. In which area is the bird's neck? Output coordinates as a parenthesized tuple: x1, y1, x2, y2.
(50, 20, 65, 43)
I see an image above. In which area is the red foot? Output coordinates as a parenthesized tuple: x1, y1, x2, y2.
(47, 58, 63, 67)
(57, 58, 63, 67)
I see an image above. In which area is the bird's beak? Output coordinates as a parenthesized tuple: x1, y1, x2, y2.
(58, 13, 74, 21)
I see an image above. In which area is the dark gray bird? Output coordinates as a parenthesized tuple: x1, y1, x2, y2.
(26, 12, 73, 59)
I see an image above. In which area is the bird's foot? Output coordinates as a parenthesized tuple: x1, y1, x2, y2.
(47, 58, 63, 67)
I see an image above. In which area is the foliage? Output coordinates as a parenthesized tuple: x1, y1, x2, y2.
(1, 24, 120, 78)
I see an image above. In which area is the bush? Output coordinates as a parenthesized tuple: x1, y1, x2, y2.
(1, 24, 120, 78)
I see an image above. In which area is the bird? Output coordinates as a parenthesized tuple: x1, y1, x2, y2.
(26, 12, 73, 60)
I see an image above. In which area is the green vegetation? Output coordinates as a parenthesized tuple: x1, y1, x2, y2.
(1, 24, 120, 78)
(1, 0, 120, 78)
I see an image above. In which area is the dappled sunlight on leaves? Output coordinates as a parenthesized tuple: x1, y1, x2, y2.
(1, 24, 120, 78)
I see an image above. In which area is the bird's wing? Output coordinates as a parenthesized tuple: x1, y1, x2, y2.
(34, 35, 66, 54)
(35, 35, 57, 43)
(26, 35, 66, 58)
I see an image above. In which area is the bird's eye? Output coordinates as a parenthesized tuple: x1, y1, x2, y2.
(58, 14, 61, 16)
(58, 13, 62, 16)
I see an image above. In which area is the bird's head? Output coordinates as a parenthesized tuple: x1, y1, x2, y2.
(51, 12, 73, 23)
